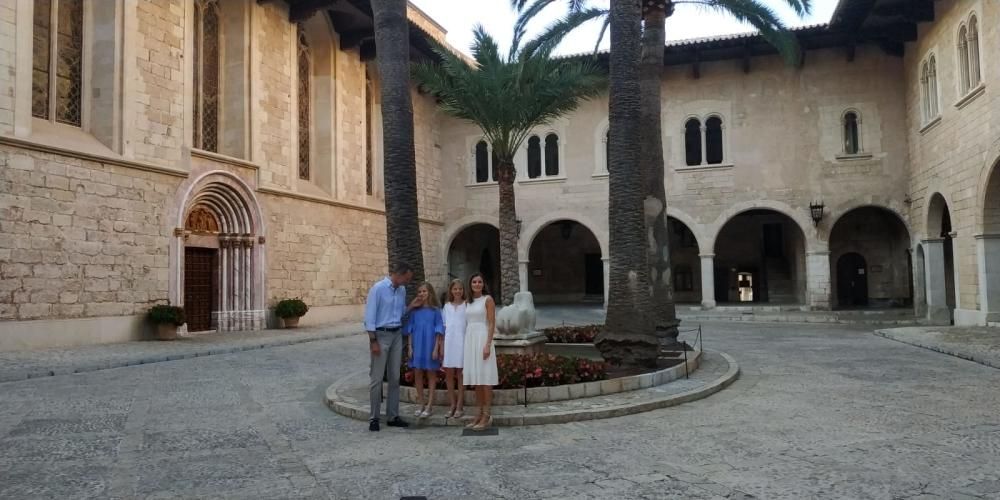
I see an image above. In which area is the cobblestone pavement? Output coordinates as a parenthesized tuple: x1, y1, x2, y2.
(0, 323, 360, 383)
(877, 326, 1000, 369)
(2, 321, 1000, 499)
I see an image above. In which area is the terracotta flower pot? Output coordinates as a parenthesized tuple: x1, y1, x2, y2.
(156, 323, 178, 341)
(283, 316, 300, 328)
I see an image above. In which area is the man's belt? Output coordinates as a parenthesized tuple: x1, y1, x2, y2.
(375, 326, 401, 332)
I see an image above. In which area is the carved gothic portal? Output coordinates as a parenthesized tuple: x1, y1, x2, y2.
(175, 173, 265, 332)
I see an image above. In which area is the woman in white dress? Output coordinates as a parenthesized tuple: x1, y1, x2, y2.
(441, 279, 467, 419)
(462, 273, 498, 430)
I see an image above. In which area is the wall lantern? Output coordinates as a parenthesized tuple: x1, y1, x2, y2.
(809, 201, 825, 226)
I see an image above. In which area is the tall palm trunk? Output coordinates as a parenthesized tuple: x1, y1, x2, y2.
(596, 0, 659, 368)
(370, 0, 425, 294)
(497, 160, 519, 305)
(640, 3, 679, 344)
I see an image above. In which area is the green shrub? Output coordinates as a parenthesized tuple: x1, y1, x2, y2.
(275, 298, 309, 319)
(148, 305, 185, 326)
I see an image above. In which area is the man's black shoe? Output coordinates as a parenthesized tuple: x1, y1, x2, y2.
(386, 417, 409, 428)
(369, 420, 380, 432)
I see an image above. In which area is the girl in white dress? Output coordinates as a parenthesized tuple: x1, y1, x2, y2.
(462, 273, 498, 430)
(441, 279, 467, 419)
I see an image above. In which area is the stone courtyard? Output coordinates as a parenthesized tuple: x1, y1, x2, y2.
(2, 320, 999, 499)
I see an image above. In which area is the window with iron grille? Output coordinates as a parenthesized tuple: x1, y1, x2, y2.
(193, 0, 220, 152)
(32, 0, 83, 126)
(297, 24, 311, 181)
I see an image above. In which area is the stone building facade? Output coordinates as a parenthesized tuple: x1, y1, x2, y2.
(1, 0, 997, 351)
(0, 0, 446, 349)
(441, 0, 998, 327)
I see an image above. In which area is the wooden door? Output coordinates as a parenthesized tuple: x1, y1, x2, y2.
(837, 253, 869, 307)
(184, 247, 217, 332)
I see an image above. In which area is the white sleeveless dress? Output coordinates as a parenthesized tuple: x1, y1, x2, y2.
(462, 296, 498, 386)
(441, 302, 467, 368)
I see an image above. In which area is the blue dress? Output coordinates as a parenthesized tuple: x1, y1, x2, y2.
(406, 307, 444, 370)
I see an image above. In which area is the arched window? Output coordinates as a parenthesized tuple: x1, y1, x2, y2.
(928, 56, 939, 117)
(544, 133, 560, 176)
(193, 0, 220, 151)
(843, 111, 860, 155)
(920, 55, 939, 124)
(684, 118, 702, 166)
(968, 16, 981, 89)
(297, 24, 311, 181)
(474, 141, 490, 183)
(705, 116, 724, 165)
(32, 0, 83, 126)
(958, 25, 971, 94)
(527, 136, 542, 179)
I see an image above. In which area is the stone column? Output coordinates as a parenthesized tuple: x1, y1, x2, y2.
(922, 239, 951, 323)
(602, 257, 610, 309)
(518, 260, 529, 292)
(911, 247, 927, 318)
(805, 251, 831, 310)
(699, 253, 716, 309)
(977, 234, 1000, 323)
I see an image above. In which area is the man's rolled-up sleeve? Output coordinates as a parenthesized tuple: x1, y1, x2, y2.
(363, 285, 378, 332)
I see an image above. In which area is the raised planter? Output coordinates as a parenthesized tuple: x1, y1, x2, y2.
(392, 350, 701, 406)
(543, 342, 603, 361)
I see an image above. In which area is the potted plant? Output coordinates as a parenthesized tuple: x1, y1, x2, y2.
(148, 304, 185, 341)
(275, 298, 309, 328)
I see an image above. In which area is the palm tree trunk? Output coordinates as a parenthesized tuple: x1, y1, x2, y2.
(497, 160, 520, 305)
(370, 0, 425, 295)
(640, 4, 679, 344)
(596, 0, 658, 368)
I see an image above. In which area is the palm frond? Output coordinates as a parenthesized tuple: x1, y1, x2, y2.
(511, 0, 558, 57)
(680, 0, 802, 65)
(519, 6, 609, 60)
(412, 24, 606, 162)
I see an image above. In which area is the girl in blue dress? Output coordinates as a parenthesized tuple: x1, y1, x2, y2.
(406, 282, 444, 418)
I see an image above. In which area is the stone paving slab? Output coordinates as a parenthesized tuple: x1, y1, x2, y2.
(875, 326, 1000, 369)
(0, 323, 362, 383)
(326, 351, 738, 426)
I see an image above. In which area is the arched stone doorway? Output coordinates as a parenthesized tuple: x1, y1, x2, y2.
(447, 224, 501, 299)
(527, 220, 603, 304)
(980, 158, 1000, 322)
(668, 217, 701, 305)
(172, 172, 266, 332)
(713, 209, 807, 304)
(829, 207, 912, 309)
(925, 193, 956, 324)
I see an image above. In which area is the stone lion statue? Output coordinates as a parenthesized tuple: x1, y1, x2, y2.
(496, 291, 537, 336)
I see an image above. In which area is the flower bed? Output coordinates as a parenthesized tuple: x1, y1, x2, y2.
(543, 324, 601, 344)
(400, 353, 607, 390)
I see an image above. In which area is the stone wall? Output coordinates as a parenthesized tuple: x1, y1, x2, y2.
(130, 0, 185, 166)
(904, 0, 999, 324)
(0, 1, 448, 349)
(439, 44, 911, 309)
(0, 1, 15, 135)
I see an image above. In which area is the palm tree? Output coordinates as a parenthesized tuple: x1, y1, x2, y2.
(598, 0, 657, 366)
(370, 0, 425, 293)
(412, 24, 606, 306)
(513, 0, 810, 362)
